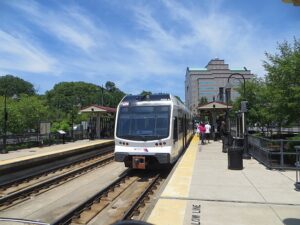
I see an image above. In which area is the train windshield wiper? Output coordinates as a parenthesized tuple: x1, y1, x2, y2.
(119, 135, 144, 140)
(118, 135, 166, 141)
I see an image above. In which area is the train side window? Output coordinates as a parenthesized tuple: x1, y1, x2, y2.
(173, 117, 178, 141)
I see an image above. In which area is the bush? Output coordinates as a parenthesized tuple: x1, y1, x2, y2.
(287, 133, 300, 152)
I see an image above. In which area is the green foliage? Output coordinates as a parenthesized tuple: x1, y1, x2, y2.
(233, 38, 300, 129)
(0, 75, 35, 96)
(46, 82, 99, 112)
(263, 38, 300, 125)
(198, 96, 208, 106)
(287, 133, 300, 152)
(175, 96, 184, 104)
(140, 91, 152, 96)
(51, 120, 70, 132)
(46, 81, 125, 111)
(0, 95, 47, 134)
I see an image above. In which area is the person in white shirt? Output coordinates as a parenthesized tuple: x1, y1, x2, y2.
(205, 122, 211, 143)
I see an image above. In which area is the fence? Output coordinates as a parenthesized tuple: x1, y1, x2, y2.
(248, 134, 300, 170)
(0, 129, 104, 152)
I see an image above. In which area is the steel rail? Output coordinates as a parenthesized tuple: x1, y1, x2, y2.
(0, 145, 114, 189)
(51, 170, 131, 225)
(0, 217, 50, 225)
(0, 153, 114, 208)
(121, 173, 161, 220)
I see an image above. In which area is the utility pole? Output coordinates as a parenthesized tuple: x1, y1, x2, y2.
(2, 90, 8, 153)
(101, 85, 104, 106)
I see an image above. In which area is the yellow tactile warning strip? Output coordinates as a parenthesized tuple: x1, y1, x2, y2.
(162, 136, 198, 198)
(0, 140, 113, 166)
(147, 136, 198, 225)
(147, 199, 187, 225)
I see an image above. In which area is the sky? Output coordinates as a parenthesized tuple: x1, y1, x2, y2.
(0, 0, 299, 100)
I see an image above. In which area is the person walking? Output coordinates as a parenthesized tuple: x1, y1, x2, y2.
(205, 122, 211, 143)
(198, 123, 206, 145)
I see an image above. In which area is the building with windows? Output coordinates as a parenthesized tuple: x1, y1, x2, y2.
(185, 58, 254, 116)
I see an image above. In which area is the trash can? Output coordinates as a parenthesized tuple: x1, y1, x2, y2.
(228, 146, 243, 170)
(233, 137, 244, 147)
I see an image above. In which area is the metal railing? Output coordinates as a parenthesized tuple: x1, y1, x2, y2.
(0, 130, 87, 151)
(248, 134, 300, 169)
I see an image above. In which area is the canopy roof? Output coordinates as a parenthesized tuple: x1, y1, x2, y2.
(80, 105, 116, 113)
(198, 101, 232, 110)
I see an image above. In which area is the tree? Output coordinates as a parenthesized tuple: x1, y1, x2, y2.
(46, 82, 99, 113)
(233, 77, 275, 130)
(45, 81, 125, 126)
(263, 38, 300, 126)
(104, 81, 126, 107)
(0, 75, 35, 96)
(105, 81, 117, 92)
(232, 38, 300, 132)
(198, 97, 208, 106)
(0, 95, 48, 134)
(140, 91, 152, 96)
(175, 96, 184, 104)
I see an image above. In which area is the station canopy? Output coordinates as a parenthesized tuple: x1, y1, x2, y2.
(80, 105, 116, 113)
(198, 101, 232, 110)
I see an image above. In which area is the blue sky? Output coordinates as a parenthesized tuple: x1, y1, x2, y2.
(0, 0, 299, 99)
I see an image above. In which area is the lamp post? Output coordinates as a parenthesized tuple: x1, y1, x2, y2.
(2, 91, 8, 153)
(226, 73, 251, 159)
(71, 107, 74, 142)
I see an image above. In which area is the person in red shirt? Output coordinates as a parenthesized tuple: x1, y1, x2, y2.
(198, 123, 206, 145)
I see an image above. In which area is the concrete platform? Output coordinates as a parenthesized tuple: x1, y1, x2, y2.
(0, 139, 113, 171)
(147, 136, 300, 225)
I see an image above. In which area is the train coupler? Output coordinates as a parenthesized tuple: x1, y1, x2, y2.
(132, 156, 146, 169)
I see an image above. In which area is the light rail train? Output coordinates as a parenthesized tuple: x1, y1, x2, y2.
(114, 94, 193, 169)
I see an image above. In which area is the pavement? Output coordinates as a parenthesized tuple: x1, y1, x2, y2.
(0, 139, 113, 166)
(147, 137, 300, 225)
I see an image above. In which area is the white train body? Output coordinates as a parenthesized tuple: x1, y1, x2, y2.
(114, 94, 193, 169)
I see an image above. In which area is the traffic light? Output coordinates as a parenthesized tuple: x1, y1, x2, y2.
(240, 101, 249, 113)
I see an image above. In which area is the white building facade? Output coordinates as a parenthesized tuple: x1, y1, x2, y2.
(185, 59, 254, 116)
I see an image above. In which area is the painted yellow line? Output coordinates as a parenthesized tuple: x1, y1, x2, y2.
(147, 136, 198, 224)
(147, 199, 187, 225)
(161, 136, 198, 198)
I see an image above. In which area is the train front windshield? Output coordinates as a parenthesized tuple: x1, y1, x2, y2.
(117, 106, 170, 141)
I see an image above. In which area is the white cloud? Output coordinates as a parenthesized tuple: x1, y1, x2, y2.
(159, 0, 278, 76)
(1, 0, 299, 98)
(0, 30, 56, 73)
(10, 1, 106, 52)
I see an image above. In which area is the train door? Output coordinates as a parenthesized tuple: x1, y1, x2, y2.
(184, 114, 187, 147)
(173, 116, 178, 159)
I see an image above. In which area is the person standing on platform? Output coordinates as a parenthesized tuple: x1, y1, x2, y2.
(195, 123, 200, 136)
(199, 123, 206, 145)
(220, 121, 227, 152)
(205, 122, 211, 143)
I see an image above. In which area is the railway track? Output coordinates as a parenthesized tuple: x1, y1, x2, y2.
(0, 147, 115, 210)
(52, 170, 168, 225)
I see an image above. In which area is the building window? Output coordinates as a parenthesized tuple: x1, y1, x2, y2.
(219, 87, 224, 101)
(225, 88, 231, 103)
(199, 80, 215, 85)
